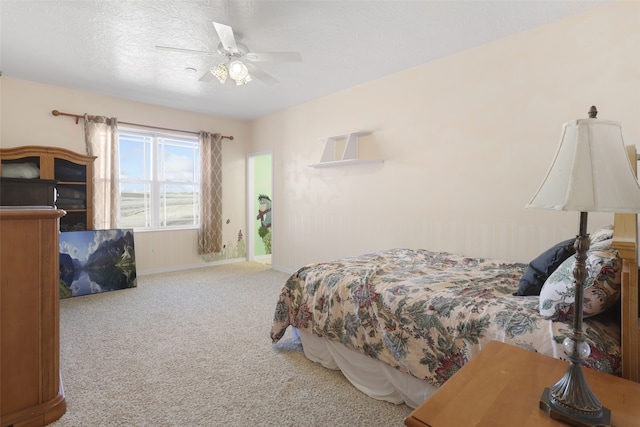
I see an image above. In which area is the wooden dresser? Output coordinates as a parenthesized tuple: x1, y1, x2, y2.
(0, 207, 67, 427)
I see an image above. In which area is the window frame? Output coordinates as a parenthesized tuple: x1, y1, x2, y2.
(117, 127, 200, 232)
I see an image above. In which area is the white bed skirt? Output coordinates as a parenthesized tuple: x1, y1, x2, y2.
(294, 328, 436, 408)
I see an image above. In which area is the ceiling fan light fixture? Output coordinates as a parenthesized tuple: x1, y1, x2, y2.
(228, 60, 249, 81)
(234, 74, 252, 86)
(211, 63, 228, 83)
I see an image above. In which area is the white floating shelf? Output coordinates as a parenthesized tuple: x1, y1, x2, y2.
(309, 159, 383, 168)
(308, 130, 383, 168)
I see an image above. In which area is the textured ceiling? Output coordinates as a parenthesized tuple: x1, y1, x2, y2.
(0, 1, 609, 121)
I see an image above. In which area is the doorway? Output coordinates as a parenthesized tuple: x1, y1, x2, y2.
(247, 152, 273, 265)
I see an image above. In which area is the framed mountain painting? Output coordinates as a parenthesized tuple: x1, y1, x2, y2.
(59, 229, 137, 298)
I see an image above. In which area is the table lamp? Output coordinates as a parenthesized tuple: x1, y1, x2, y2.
(526, 106, 640, 426)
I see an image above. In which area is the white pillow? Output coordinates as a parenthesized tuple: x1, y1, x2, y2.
(590, 224, 613, 245)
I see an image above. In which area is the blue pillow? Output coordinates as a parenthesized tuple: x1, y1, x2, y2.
(515, 238, 576, 296)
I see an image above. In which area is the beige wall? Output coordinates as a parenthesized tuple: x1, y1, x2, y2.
(0, 77, 248, 274)
(2, 2, 638, 274)
(248, 1, 640, 272)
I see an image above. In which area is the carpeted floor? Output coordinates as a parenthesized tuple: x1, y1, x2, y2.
(51, 262, 412, 426)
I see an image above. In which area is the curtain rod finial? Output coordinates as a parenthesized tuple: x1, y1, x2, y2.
(51, 109, 61, 116)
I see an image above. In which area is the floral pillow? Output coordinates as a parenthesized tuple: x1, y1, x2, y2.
(539, 236, 621, 321)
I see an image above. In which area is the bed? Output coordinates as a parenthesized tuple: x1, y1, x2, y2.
(270, 147, 640, 409)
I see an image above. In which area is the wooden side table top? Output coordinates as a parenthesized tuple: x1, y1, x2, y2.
(405, 340, 640, 427)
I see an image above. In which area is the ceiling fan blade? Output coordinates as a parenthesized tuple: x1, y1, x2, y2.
(245, 52, 302, 63)
(245, 63, 278, 86)
(156, 45, 216, 56)
(213, 22, 238, 52)
(198, 70, 214, 82)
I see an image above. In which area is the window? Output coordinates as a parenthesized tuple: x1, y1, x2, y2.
(118, 129, 200, 230)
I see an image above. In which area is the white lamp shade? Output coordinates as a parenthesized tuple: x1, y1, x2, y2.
(527, 119, 640, 213)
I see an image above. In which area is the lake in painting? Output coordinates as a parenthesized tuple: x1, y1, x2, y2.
(59, 229, 137, 298)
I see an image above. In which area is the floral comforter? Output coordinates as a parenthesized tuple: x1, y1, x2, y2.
(270, 248, 621, 387)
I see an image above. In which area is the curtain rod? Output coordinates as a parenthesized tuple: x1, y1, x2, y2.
(51, 110, 234, 141)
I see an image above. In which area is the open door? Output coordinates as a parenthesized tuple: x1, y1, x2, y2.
(247, 152, 272, 265)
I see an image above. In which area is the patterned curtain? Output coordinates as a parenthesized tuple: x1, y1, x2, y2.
(198, 131, 223, 254)
(84, 114, 119, 229)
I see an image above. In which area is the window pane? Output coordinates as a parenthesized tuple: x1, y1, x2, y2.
(119, 182, 151, 228)
(159, 183, 199, 226)
(119, 134, 151, 180)
(158, 138, 199, 182)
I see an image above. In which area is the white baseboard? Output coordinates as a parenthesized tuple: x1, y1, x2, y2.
(137, 257, 298, 277)
(137, 257, 247, 276)
(270, 264, 297, 275)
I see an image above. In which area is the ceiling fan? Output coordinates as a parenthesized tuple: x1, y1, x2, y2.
(156, 21, 302, 86)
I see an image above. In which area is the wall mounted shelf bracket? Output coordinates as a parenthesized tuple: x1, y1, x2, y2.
(309, 131, 383, 168)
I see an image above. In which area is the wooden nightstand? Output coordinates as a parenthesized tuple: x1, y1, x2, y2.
(405, 340, 640, 427)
